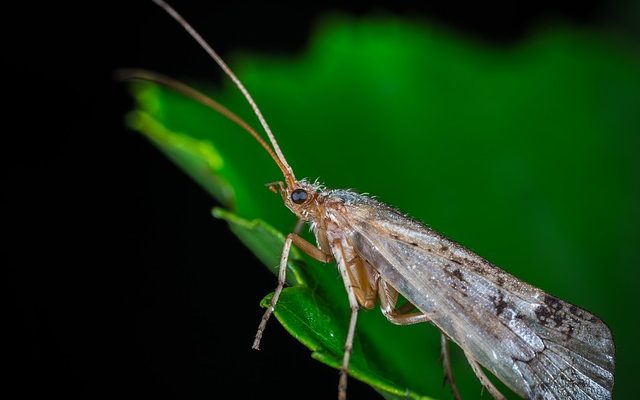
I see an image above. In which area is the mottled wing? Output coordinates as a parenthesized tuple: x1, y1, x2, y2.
(337, 195, 615, 399)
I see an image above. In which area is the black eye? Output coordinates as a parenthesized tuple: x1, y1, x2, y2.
(290, 188, 308, 204)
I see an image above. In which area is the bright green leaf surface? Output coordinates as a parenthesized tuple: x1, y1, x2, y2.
(128, 16, 639, 399)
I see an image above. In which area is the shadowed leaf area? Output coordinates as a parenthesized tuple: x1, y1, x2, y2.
(127, 16, 639, 399)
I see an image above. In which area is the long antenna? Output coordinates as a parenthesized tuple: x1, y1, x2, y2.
(117, 69, 291, 179)
(151, 0, 296, 186)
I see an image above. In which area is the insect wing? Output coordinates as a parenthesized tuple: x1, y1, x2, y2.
(339, 195, 614, 399)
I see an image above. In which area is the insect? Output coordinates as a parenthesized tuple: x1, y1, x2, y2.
(129, 1, 616, 398)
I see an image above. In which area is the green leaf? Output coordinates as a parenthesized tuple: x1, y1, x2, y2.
(127, 16, 639, 399)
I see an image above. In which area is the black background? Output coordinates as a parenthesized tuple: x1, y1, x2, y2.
(4, 1, 624, 399)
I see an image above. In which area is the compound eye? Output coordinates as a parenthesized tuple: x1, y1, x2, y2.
(290, 188, 308, 204)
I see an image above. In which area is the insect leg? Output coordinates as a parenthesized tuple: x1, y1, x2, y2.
(377, 280, 430, 325)
(333, 241, 360, 400)
(462, 350, 506, 400)
(253, 233, 332, 350)
(440, 334, 462, 400)
(252, 234, 293, 350)
(291, 234, 333, 263)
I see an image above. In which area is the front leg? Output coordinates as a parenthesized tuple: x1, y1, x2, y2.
(252, 233, 332, 350)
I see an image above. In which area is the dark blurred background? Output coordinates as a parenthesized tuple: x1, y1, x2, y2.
(4, 1, 636, 399)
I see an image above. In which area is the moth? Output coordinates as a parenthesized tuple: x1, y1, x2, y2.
(130, 1, 616, 399)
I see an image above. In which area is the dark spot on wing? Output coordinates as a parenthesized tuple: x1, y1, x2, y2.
(544, 295, 562, 311)
(490, 293, 508, 316)
(535, 304, 552, 325)
(552, 313, 564, 327)
(569, 305, 579, 317)
(567, 303, 599, 324)
(496, 276, 505, 287)
(410, 242, 418, 246)
(457, 258, 488, 275)
(452, 269, 466, 283)
(440, 245, 449, 251)
(444, 266, 468, 296)
(544, 295, 565, 327)
(496, 299, 508, 316)
(565, 324, 575, 340)
(450, 255, 463, 264)
(473, 265, 487, 275)
(535, 295, 570, 328)
(447, 254, 492, 279)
